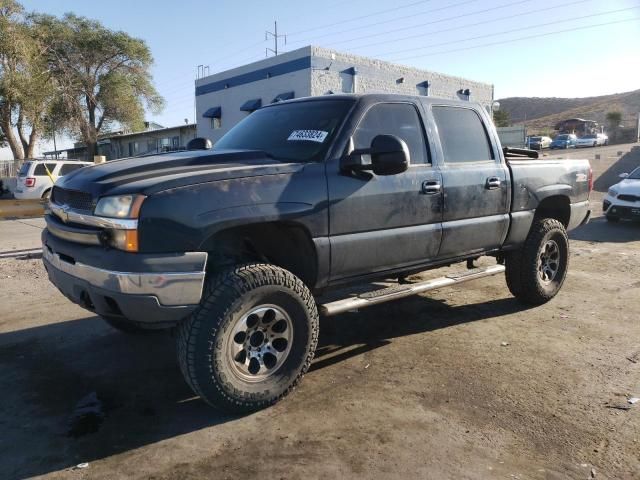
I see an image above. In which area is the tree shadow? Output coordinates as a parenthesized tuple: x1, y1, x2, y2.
(0, 294, 532, 479)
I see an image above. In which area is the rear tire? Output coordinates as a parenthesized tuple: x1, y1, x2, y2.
(505, 218, 569, 305)
(177, 263, 319, 413)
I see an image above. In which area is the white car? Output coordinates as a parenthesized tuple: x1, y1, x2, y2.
(575, 134, 599, 148)
(15, 160, 93, 200)
(597, 133, 609, 146)
(603, 167, 640, 222)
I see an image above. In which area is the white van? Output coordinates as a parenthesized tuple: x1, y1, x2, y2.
(15, 160, 93, 200)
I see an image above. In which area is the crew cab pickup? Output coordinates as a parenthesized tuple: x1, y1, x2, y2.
(42, 94, 592, 412)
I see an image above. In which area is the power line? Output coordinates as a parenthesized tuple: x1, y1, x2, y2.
(373, 5, 639, 59)
(287, 0, 481, 46)
(385, 16, 639, 62)
(341, 0, 589, 54)
(287, 0, 435, 36)
(320, 0, 540, 49)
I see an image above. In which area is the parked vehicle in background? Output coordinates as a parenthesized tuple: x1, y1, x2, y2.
(550, 134, 577, 149)
(15, 160, 93, 200)
(597, 133, 609, 146)
(526, 136, 552, 150)
(576, 134, 599, 148)
(603, 168, 640, 222)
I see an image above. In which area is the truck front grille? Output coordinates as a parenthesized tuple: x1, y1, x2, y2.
(51, 187, 94, 211)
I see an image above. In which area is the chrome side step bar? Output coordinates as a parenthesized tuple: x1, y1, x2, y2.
(319, 264, 506, 317)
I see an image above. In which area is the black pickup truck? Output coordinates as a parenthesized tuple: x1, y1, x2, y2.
(42, 94, 592, 412)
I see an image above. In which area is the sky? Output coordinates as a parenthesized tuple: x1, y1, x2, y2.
(2, 0, 639, 158)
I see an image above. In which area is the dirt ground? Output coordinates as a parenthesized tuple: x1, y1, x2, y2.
(0, 146, 639, 480)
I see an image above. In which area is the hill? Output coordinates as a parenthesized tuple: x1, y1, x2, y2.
(497, 89, 640, 134)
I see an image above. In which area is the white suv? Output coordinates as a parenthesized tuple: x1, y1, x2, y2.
(15, 160, 93, 200)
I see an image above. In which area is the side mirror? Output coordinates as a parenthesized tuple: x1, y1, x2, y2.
(370, 135, 410, 176)
(619, 172, 629, 178)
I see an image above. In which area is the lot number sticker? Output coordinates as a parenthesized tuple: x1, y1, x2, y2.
(287, 130, 328, 143)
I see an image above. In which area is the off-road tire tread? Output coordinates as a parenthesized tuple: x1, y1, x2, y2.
(176, 263, 319, 412)
(505, 218, 569, 305)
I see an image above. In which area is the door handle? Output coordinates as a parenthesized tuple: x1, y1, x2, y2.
(421, 180, 441, 195)
(486, 177, 502, 190)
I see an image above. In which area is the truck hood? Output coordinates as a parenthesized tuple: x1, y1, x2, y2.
(55, 149, 305, 199)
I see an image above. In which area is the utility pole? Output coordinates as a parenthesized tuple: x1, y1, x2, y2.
(266, 21, 286, 57)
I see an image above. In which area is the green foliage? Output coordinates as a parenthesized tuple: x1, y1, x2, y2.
(34, 12, 164, 155)
(605, 110, 623, 128)
(493, 109, 510, 127)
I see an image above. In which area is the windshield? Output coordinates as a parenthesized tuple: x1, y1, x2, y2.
(214, 99, 355, 162)
(556, 135, 569, 140)
(530, 137, 541, 141)
(18, 162, 32, 176)
(628, 167, 640, 180)
(582, 134, 596, 139)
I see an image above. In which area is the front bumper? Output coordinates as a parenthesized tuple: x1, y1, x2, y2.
(603, 195, 640, 220)
(42, 229, 207, 326)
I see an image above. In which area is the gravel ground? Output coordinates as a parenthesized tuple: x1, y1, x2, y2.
(0, 147, 639, 480)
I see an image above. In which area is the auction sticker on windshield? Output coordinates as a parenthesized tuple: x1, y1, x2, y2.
(287, 130, 328, 143)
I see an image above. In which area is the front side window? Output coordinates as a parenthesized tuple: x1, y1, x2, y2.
(432, 106, 494, 163)
(215, 100, 354, 162)
(59, 163, 84, 176)
(353, 103, 429, 164)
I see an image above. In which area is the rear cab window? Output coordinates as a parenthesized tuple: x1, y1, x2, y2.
(432, 106, 494, 163)
(18, 162, 32, 177)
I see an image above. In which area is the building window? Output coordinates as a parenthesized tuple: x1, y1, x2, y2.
(211, 117, 221, 129)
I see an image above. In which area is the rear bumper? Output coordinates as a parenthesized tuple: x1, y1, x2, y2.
(42, 229, 207, 326)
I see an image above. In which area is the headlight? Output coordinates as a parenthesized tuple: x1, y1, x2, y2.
(94, 195, 145, 219)
(607, 188, 618, 198)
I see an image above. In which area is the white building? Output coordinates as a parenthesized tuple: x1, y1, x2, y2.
(195, 45, 494, 142)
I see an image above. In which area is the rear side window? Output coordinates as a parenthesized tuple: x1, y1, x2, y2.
(18, 162, 32, 176)
(33, 163, 58, 176)
(59, 163, 84, 176)
(354, 103, 429, 164)
(432, 106, 493, 163)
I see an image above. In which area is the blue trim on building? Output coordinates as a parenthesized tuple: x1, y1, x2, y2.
(202, 106, 221, 118)
(195, 56, 311, 97)
(240, 98, 262, 112)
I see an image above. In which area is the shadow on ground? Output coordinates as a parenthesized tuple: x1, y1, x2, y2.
(570, 216, 640, 243)
(0, 295, 530, 479)
(593, 146, 640, 192)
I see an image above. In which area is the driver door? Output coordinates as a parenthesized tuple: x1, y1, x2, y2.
(326, 102, 443, 282)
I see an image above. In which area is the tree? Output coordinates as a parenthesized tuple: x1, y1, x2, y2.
(493, 109, 510, 127)
(35, 13, 163, 158)
(606, 110, 623, 129)
(1, 0, 58, 159)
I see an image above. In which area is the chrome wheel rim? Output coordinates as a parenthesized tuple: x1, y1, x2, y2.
(226, 305, 293, 382)
(538, 240, 560, 284)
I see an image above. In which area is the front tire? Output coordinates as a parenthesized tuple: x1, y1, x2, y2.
(606, 215, 620, 223)
(505, 218, 569, 305)
(177, 263, 319, 413)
